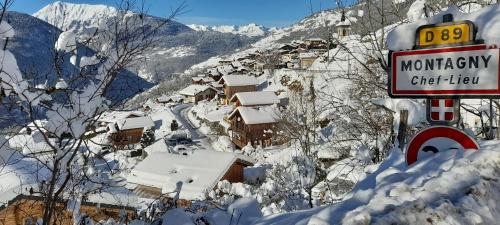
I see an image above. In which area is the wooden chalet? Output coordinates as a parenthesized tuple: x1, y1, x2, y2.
(206, 67, 223, 81)
(305, 38, 327, 48)
(0, 195, 135, 225)
(228, 106, 278, 148)
(108, 116, 154, 147)
(179, 84, 217, 103)
(127, 146, 254, 206)
(279, 44, 298, 52)
(191, 76, 215, 85)
(156, 95, 184, 105)
(230, 91, 280, 107)
(98, 111, 144, 128)
(299, 52, 319, 69)
(218, 75, 258, 104)
(218, 59, 232, 66)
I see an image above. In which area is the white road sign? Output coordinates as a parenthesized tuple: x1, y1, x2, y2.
(390, 45, 500, 97)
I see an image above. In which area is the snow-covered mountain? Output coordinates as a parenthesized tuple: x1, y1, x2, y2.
(33, 1, 118, 34)
(187, 23, 270, 37)
(6, 11, 154, 100)
(32, 1, 262, 83)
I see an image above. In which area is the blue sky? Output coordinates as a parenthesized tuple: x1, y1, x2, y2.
(10, 0, 338, 27)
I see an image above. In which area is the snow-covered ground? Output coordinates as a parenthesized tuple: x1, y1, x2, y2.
(254, 141, 500, 225)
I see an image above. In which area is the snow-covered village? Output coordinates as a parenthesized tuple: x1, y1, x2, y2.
(0, 0, 499, 224)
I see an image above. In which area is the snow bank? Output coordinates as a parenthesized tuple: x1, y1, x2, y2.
(388, 4, 500, 50)
(255, 141, 500, 225)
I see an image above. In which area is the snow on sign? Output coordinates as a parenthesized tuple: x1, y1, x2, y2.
(426, 99, 459, 125)
(406, 126, 479, 165)
(389, 45, 500, 98)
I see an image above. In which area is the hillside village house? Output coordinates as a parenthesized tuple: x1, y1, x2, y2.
(206, 67, 222, 81)
(108, 116, 154, 147)
(179, 84, 217, 103)
(0, 160, 137, 225)
(304, 38, 327, 48)
(127, 143, 254, 206)
(218, 59, 232, 66)
(299, 52, 319, 69)
(230, 91, 280, 107)
(98, 111, 145, 128)
(228, 106, 278, 148)
(0, 195, 136, 225)
(156, 94, 184, 105)
(218, 75, 258, 104)
(191, 76, 215, 85)
(7, 120, 61, 156)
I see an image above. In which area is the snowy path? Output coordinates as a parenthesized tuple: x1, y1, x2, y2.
(172, 104, 211, 149)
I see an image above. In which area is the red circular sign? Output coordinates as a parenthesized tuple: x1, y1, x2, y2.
(406, 126, 479, 165)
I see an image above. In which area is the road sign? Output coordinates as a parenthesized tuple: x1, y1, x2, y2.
(416, 21, 474, 48)
(406, 126, 479, 165)
(389, 44, 500, 98)
(426, 99, 460, 125)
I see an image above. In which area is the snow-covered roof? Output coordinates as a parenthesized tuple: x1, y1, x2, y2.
(0, 150, 137, 208)
(127, 151, 254, 200)
(306, 38, 326, 42)
(98, 111, 145, 124)
(144, 139, 170, 155)
(179, 84, 213, 96)
(219, 75, 258, 87)
(192, 76, 215, 83)
(116, 116, 154, 130)
(336, 20, 351, 27)
(231, 60, 243, 68)
(217, 64, 235, 76)
(299, 52, 319, 58)
(230, 91, 280, 106)
(157, 94, 184, 103)
(228, 106, 278, 125)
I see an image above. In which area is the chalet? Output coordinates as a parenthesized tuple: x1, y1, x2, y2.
(156, 95, 184, 105)
(206, 67, 222, 81)
(179, 84, 217, 103)
(191, 76, 215, 85)
(281, 52, 298, 63)
(98, 111, 145, 127)
(8, 120, 57, 155)
(0, 195, 136, 225)
(305, 38, 327, 49)
(218, 75, 258, 104)
(0, 158, 137, 225)
(126, 149, 254, 204)
(219, 59, 233, 66)
(217, 64, 235, 76)
(228, 106, 278, 148)
(299, 52, 319, 69)
(108, 116, 154, 147)
(279, 44, 298, 52)
(240, 59, 256, 68)
(253, 62, 265, 73)
(230, 91, 280, 107)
